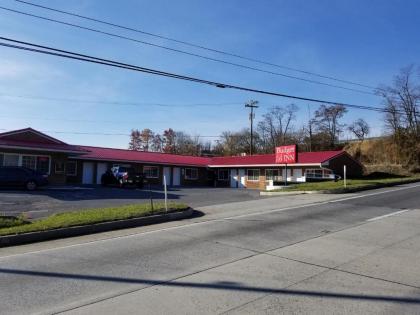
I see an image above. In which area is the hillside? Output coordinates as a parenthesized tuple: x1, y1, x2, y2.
(344, 137, 419, 175)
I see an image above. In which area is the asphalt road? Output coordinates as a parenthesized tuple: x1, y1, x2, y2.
(0, 183, 419, 314)
(0, 187, 262, 219)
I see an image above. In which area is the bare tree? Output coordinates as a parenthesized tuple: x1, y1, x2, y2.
(314, 104, 348, 148)
(151, 134, 163, 152)
(377, 65, 420, 138)
(348, 119, 370, 141)
(257, 104, 298, 151)
(216, 129, 259, 156)
(376, 65, 420, 167)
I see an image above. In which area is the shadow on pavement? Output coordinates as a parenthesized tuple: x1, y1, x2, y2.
(0, 268, 419, 305)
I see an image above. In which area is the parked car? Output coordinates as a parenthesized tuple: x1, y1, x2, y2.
(0, 166, 48, 190)
(101, 166, 145, 188)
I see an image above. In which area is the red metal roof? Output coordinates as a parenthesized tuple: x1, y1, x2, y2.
(0, 128, 350, 167)
(209, 151, 344, 166)
(77, 146, 212, 166)
(76, 146, 344, 167)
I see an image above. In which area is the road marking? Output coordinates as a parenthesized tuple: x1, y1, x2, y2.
(0, 183, 419, 260)
(367, 209, 410, 222)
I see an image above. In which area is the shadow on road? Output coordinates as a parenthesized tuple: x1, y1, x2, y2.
(0, 268, 419, 305)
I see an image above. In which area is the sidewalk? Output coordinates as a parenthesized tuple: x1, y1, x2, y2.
(65, 209, 420, 315)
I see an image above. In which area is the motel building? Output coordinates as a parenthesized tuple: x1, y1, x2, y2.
(0, 128, 363, 190)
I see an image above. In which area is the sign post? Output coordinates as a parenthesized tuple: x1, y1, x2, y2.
(284, 164, 287, 186)
(344, 165, 347, 188)
(276, 145, 297, 186)
(163, 174, 168, 212)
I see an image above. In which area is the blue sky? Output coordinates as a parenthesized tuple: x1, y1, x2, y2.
(0, 0, 419, 148)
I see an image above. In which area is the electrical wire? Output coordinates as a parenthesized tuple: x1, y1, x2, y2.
(13, 0, 380, 91)
(0, 36, 413, 117)
(0, 5, 378, 96)
(0, 128, 220, 137)
(0, 94, 243, 107)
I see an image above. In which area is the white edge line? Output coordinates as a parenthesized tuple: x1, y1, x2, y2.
(367, 209, 410, 222)
(1, 183, 419, 260)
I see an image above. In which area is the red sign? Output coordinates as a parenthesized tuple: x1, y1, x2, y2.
(275, 145, 297, 164)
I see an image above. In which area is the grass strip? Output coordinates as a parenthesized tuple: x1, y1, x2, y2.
(0, 202, 188, 236)
(270, 176, 420, 192)
(0, 216, 29, 229)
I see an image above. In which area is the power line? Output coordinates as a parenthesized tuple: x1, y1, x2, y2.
(13, 0, 380, 91)
(0, 5, 377, 96)
(0, 36, 415, 117)
(0, 94, 243, 107)
(0, 128, 220, 138)
(0, 115, 166, 125)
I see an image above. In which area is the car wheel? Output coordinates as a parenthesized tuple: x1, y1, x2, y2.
(26, 180, 37, 191)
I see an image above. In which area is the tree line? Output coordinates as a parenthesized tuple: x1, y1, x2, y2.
(128, 128, 211, 156)
(211, 102, 370, 156)
(128, 102, 368, 156)
(128, 65, 419, 169)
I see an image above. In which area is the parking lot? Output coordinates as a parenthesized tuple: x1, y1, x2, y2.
(0, 186, 263, 219)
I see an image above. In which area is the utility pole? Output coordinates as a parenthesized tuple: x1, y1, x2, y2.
(245, 100, 259, 155)
(307, 105, 313, 152)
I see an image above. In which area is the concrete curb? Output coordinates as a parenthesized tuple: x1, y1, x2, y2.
(0, 208, 194, 248)
(260, 179, 420, 196)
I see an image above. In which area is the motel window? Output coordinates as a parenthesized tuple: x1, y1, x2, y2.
(0, 153, 50, 174)
(143, 166, 159, 178)
(185, 168, 198, 180)
(3, 154, 19, 166)
(36, 156, 50, 175)
(22, 155, 36, 170)
(247, 169, 260, 181)
(66, 161, 77, 176)
(55, 161, 65, 174)
(305, 169, 323, 178)
(218, 169, 229, 181)
(265, 169, 281, 182)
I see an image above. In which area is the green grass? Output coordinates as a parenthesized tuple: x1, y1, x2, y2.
(271, 176, 420, 192)
(0, 202, 188, 236)
(0, 216, 29, 229)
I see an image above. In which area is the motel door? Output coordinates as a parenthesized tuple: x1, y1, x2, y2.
(163, 167, 171, 186)
(96, 163, 108, 184)
(172, 167, 181, 186)
(82, 162, 94, 184)
(230, 169, 238, 188)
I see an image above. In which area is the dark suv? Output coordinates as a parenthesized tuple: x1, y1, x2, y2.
(101, 166, 144, 188)
(0, 166, 49, 190)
